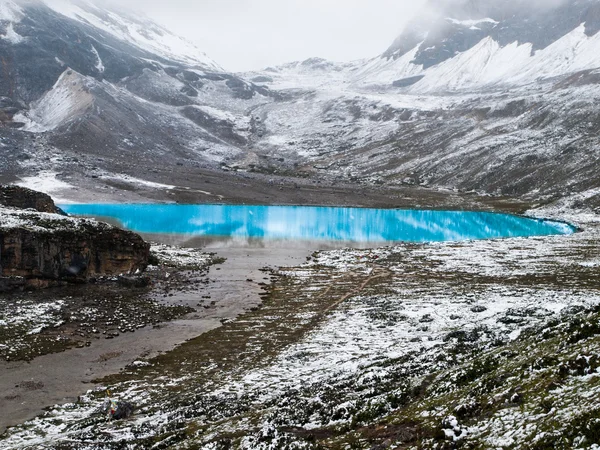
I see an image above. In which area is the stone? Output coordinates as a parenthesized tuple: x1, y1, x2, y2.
(0, 225, 150, 288)
(0, 185, 65, 215)
(0, 276, 26, 292)
(117, 275, 152, 288)
(103, 399, 135, 420)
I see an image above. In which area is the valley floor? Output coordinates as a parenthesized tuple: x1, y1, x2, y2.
(1, 195, 599, 448)
(11, 164, 529, 213)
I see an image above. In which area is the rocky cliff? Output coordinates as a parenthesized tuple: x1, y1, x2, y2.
(0, 189, 150, 289)
(0, 185, 65, 214)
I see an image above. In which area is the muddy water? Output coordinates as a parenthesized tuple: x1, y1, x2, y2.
(0, 243, 313, 433)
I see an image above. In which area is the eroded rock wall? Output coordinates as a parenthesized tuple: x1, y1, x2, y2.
(0, 224, 150, 288)
(0, 188, 150, 289)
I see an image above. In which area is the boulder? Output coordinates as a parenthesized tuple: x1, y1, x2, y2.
(0, 276, 26, 292)
(0, 185, 65, 215)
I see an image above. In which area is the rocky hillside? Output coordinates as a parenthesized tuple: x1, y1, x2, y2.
(241, 0, 600, 209)
(0, 184, 63, 213)
(0, 0, 274, 192)
(2, 0, 600, 210)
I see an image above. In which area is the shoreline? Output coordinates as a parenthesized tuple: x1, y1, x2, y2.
(0, 244, 312, 434)
(17, 165, 533, 215)
(0, 179, 580, 438)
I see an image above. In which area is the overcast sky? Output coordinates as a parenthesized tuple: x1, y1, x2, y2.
(125, 0, 426, 72)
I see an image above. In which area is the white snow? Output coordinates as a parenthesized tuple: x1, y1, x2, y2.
(195, 104, 243, 125)
(99, 174, 176, 190)
(0, 299, 65, 340)
(0, 1, 23, 23)
(511, 24, 600, 83)
(1, 22, 24, 43)
(446, 17, 499, 27)
(16, 171, 74, 203)
(0, 204, 104, 234)
(411, 24, 600, 92)
(42, 0, 222, 70)
(353, 44, 423, 86)
(149, 243, 212, 269)
(409, 37, 533, 92)
(292, 23, 600, 94)
(90, 44, 104, 73)
(15, 69, 95, 132)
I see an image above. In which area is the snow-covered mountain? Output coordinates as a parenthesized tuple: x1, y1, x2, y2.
(0, 0, 225, 102)
(2, 0, 600, 209)
(359, 0, 600, 91)
(42, 0, 222, 70)
(238, 0, 600, 207)
(254, 0, 600, 93)
(0, 0, 275, 194)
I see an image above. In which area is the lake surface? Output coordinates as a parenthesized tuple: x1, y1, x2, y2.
(60, 204, 576, 245)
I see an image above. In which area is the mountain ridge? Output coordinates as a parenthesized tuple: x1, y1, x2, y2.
(2, 0, 600, 211)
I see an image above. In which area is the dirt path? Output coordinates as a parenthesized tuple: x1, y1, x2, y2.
(321, 266, 393, 315)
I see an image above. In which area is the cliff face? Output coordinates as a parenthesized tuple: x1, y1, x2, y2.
(0, 192, 150, 289)
(0, 185, 65, 214)
(0, 226, 150, 288)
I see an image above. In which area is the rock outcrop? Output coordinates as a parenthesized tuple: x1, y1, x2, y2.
(0, 185, 65, 215)
(0, 194, 150, 289)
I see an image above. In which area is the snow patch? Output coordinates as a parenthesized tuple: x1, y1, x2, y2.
(0, 1, 23, 23)
(1, 22, 24, 43)
(90, 44, 104, 73)
(353, 44, 423, 86)
(15, 69, 95, 132)
(17, 171, 74, 203)
(446, 17, 499, 27)
(100, 174, 176, 190)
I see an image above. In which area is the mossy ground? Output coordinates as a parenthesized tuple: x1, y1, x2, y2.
(2, 220, 600, 449)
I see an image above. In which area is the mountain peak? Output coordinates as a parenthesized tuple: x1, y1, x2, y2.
(384, 0, 600, 68)
(33, 0, 222, 70)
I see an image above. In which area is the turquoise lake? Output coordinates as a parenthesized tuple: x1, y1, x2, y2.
(59, 204, 576, 244)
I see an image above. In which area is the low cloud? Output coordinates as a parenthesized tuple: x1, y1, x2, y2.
(64, 0, 426, 71)
(38, 0, 573, 71)
(424, 0, 570, 17)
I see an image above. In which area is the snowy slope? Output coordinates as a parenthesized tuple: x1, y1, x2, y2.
(249, 21, 600, 95)
(353, 24, 600, 93)
(15, 70, 95, 132)
(42, 0, 222, 70)
(0, 0, 24, 23)
(0, 0, 275, 172)
(237, 0, 600, 205)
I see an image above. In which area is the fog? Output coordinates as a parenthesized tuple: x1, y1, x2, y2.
(45, 0, 574, 72)
(102, 0, 427, 72)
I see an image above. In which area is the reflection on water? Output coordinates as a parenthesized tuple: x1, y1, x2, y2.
(60, 204, 575, 245)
